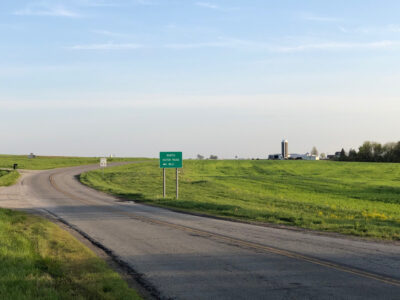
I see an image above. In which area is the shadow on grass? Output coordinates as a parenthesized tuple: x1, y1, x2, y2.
(115, 193, 147, 202)
(116, 194, 240, 213)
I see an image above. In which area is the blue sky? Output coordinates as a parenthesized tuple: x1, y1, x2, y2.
(1, 0, 400, 158)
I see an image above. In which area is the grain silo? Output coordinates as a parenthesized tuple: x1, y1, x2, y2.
(281, 140, 289, 159)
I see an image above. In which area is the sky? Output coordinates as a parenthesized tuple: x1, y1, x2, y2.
(1, 0, 400, 158)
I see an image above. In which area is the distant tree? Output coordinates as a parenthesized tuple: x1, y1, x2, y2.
(311, 146, 319, 156)
(358, 142, 373, 162)
(335, 141, 400, 163)
(383, 143, 394, 162)
(339, 148, 347, 161)
(348, 149, 358, 161)
(320, 153, 326, 159)
(209, 155, 218, 160)
(371, 142, 383, 162)
(197, 154, 204, 160)
(382, 142, 400, 162)
(393, 142, 400, 162)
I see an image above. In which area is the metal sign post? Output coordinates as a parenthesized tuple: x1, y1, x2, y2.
(100, 158, 107, 178)
(163, 168, 166, 198)
(160, 152, 182, 199)
(176, 168, 179, 199)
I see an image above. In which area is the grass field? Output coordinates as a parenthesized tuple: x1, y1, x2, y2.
(0, 155, 145, 170)
(0, 162, 143, 298)
(0, 208, 141, 300)
(0, 170, 20, 187)
(81, 160, 400, 240)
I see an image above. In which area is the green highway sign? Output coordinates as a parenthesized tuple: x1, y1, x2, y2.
(160, 152, 183, 169)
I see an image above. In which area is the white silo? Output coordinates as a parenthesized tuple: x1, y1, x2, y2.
(281, 140, 289, 159)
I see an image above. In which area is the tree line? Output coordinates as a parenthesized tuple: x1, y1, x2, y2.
(335, 141, 400, 163)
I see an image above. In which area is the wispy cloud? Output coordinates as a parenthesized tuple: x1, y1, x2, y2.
(14, 4, 80, 18)
(195, 2, 239, 12)
(385, 24, 400, 32)
(276, 40, 400, 52)
(0, 64, 83, 77)
(72, 0, 155, 7)
(164, 37, 400, 52)
(165, 41, 231, 49)
(92, 30, 133, 38)
(68, 36, 400, 52)
(195, 2, 219, 10)
(134, 0, 157, 5)
(300, 13, 340, 22)
(69, 43, 144, 50)
(71, 38, 261, 51)
(164, 38, 265, 50)
(73, 0, 120, 7)
(339, 24, 400, 34)
(13, 0, 155, 18)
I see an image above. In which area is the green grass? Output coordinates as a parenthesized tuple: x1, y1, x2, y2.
(0, 155, 147, 170)
(81, 160, 400, 240)
(0, 208, 142, 300)
(0, 170, 20, 187)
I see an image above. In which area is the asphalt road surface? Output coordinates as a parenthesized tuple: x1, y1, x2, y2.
(1, 163, 399, 299)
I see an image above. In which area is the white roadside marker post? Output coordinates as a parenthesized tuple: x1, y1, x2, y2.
(100, 158, 107, 178)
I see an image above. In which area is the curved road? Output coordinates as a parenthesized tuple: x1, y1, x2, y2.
(0, 163, 399, 299)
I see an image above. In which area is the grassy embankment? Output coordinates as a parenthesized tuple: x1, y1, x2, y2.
(0, 170, 20, 186)
(0, 166, 142, 299)
(81, 160, 400, 240)
(0, 209, 141, 299)
(0, 155, 146, 170)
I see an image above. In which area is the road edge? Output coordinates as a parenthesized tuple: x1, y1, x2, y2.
(30, 208, 164, 300)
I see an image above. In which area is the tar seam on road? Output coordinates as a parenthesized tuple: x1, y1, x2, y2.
(49, 173, 400, 288)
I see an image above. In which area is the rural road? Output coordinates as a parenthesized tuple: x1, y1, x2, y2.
(0, 163, 399, 299)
